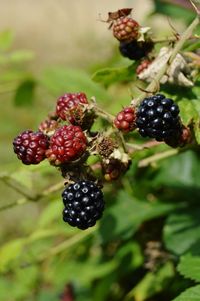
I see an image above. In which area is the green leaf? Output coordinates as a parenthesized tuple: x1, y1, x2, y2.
(0, 30, 14, 50)
(164, 209, 200, 255)
(92, 63, 136, 87)
(126, 262, 174, 301)
(153, 0, 195, 23)
(14, 79, 36, 107)
(179, 100, 198, 126)
(178, 254, 200, 282)
(172, 285, 200, 301)
(184, 40, 200, 52)
(153, 151, 200, 190)
(0, 239, 25, 272)
(100, 191, 176, 243)
(40, 66, 110, 102)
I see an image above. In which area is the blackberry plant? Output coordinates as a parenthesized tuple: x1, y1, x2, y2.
(1, 3, 200, 301)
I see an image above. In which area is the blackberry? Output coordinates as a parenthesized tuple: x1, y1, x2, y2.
(113, 17, 139, 42)
(119, 40, 154, 60)
(13, 130, 49, 165)
(114, 106, 136, 133)
(56, 92, 88, 122)
(136, 94, 182, 142)
(46, 125, 87, 166)
(62, 180, 104, 230)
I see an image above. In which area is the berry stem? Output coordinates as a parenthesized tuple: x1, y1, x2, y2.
(152, 35, 199, 44)
(127, 140, 162, 151)
(132, 15, 200, 105)
(93, 103, 115, 123)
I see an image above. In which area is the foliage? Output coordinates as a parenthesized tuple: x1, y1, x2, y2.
(0, 2, 200, 301)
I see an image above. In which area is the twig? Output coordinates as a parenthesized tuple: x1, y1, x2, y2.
(94, 104, 115, 123)
(133, 15, 200, 105)
(127, 140, 162, 151)
(0, 180, 64, 212)
(138, 149, 179, 167)
(0, 198, 28, 212)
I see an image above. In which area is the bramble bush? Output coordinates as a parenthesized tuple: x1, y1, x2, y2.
(0, 2, 200, 301)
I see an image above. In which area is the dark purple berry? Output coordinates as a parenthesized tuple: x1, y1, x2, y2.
(13, 130, 49, 165)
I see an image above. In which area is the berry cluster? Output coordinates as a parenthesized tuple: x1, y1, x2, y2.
(12, 8, 193, 232)
(107, 9, 154, 61)
(119, 40, 154, 61)
(62, 180, 104, 230)
(136, 94, 182, 142)
(113, 17, 139, 42)
(46, 125, 87, 166)
(114, 107, 136, 133)
(13, 130, 49, 165)
(13, 92, 107, 230)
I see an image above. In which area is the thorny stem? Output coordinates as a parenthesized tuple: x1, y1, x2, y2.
(133, 15, 200, 104)
(152, 35, 200, 44)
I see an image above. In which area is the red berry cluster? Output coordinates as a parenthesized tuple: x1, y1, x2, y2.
(114, 106, 136, 133)
(113, 17, 139, 42)
(46, 125, 87, 166)
(56, 92, 88, 122)
(13, 130, 49, 165)
(13, 92, 91, 166)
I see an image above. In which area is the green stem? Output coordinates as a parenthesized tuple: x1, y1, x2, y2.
(94, 105, 115, 123)
(0, 180, 64, 212)
(138, 149, 179, 167)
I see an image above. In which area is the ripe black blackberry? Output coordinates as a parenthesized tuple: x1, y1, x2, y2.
(62, 180, 104, 230)
(119, 40, 154, 60)
(136, 94, 182, 142)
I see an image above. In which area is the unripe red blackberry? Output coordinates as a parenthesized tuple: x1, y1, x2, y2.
(13, 130, 49, 165)
(114, 107, 136, 133)
(136, 94, 182, 142)
(119, 40, 154, 61)
(113, 17, 139, 42)
(136, 59, 152, 75)
(62, 180, 104, 230)
(46, 125, 87, 165)
(56, 92, 88, 122)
